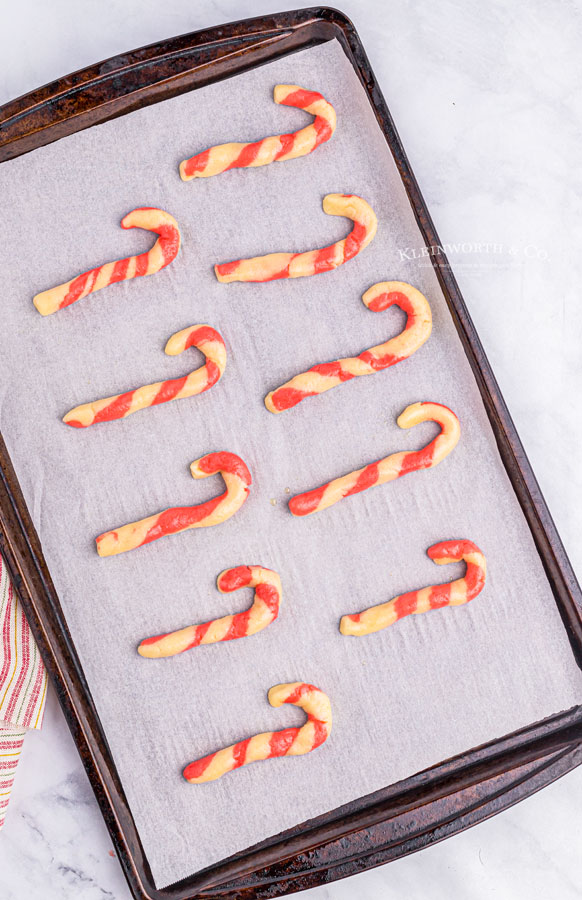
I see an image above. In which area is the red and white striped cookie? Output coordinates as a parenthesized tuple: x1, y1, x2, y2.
(215, 194, 377, 283)
(33, 208, 181, 316)
(63, 325, 226, 428)
(289, 401, 460, 517)
(180, 85, 336, 181)
(96, 451, 251, 557)
(265, 282, 432, 413)
(138, 565, 281, 658)
(341, 539, 487, 635)
(183, 682, 332, 783)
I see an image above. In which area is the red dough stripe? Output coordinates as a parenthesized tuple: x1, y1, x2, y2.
(392, 591, 419, 621)
(232, 739, 251, 769)
(198, 451, 252, 484)
(151, 375, 189, 406)
(398, 441, 436, 476)
(183, 754, 215, 781)
(216, 259, 240, 277)
(60, 271, 95, 309)
(186, 148, 210, 176)
(185, 325, 223, 347)
(288, 484, 327, 517)
(311, 361, 355, 382)
(254, 583, 280, 615)
(226, 141, 263, 171)
(282, 88, 325, 107)
(92, 391, 136, 424)
(110, 257, 130, 283)
(188, 622, 213, 648)
(428, 582, 453, 609)
(269, 387, 316, 411)
(274, 133, 297, 159)
(223, 607, 253, 641)
(313, 243, 338, 274)
(285, 682, 318, 705)
(269, 727, 300, 757)
(217, 565, 253, 593)
(143, 496, 224, 546)
(311, 719, 330, 749)
(344, 462, 380, 497)
(313, 117, 333, 145)
(343, 221, 368, 261)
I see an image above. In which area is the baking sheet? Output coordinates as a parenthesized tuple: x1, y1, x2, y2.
(1, 39, 581, 889)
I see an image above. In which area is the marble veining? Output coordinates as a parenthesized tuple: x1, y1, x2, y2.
(1, 0, 581, 897)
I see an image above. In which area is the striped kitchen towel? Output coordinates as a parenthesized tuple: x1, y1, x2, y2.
(0, 554, 47, 830)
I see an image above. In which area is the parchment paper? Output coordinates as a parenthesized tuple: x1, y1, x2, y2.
(1, 40, 581, 889)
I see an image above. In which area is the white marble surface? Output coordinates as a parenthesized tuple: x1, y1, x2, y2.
(1, 1, 581, 897)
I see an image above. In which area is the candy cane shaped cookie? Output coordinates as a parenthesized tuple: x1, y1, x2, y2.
(96, 451, 251, 557)
(138, 565, 281, 658)
(180, 85, 336, 181)
(63, 325, 226, 428)
(215, 194, 377, 283)
(183, 682, 332, 783)
(33, 208, 181, 316)
(341, 540, 487, 636)
(289, 401, 460, 517)
(266, 282, 432, 413)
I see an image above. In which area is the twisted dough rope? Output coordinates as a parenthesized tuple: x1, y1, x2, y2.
(289, 401, 460, 517)
(138, 565, 281, 658)
(62, 325, 226, 428)
(96, 451, 251, 557)
(180, 85, 336, 181)
(215, 194, 377, 283)
(341, 540, 487, 635)
(33, 208, 181, 316)
(265, 282, 432, 413)
(183, 682, 332, 783)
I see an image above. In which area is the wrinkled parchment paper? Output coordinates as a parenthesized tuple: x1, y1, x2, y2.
(1, 40, 581, 889)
